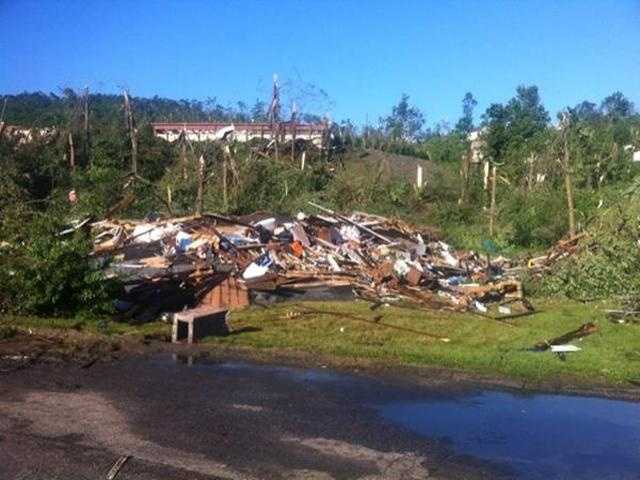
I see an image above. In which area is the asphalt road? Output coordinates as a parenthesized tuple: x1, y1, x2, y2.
(0, 353, 504, 480)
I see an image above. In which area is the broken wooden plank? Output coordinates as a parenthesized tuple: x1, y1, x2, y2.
(307, 201, 392, 244)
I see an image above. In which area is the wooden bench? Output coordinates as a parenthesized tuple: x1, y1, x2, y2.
(172, 306, 230, 343)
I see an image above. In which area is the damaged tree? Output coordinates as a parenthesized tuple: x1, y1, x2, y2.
(196, 154, 206, 216)
(560, 112, 577, 237)
(123, 89, 138, 175)
(83, 86, 91, 167)
(268, 74, 281, 161)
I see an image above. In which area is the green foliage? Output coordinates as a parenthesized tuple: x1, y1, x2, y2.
(3, 87, 640, 314)
(502, 189, 568, 248)
(324, 162, 419, 217)
(229, 159, 331, 214)
(481, 85, 550, 179)
(421, 133, 466, 163)
(540, 241, 640, 300)
(454, 92, 477, 134)
(383, 94, 425, 141)
(538, 192, 640, 300)
(0, 215, 121, 317)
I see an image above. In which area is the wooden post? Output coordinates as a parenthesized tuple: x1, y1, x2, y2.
(300, 150, 306, 171)
(416, 165, 423, 190)
(68, 132, 75, 170)
(489, 164, 497, 237)
(123, 90, 137, 175)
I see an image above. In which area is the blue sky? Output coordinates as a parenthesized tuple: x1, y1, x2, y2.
(1, 0, 639, 127)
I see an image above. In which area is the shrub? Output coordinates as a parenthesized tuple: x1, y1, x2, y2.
(502, 189, 568, 248)
(537, 191, 640, 300)
(0, 215, 120, 317)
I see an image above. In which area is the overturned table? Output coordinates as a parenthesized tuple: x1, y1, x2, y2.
(172, 306, 230, 343)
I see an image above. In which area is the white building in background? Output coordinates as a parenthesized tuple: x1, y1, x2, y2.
(151, 122, 327, 147)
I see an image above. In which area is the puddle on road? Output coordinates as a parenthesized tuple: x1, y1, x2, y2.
(171, 354, 347, 384)
(167, 354, 640, 479)
(377, 391, 640, 480)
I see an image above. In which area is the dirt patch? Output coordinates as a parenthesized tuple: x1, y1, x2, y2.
(0, 389, 253, 479)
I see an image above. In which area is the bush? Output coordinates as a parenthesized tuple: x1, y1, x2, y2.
(502, 189, 568, 248)
(0, 215, 120, 317)
(537, 191, 640, 300)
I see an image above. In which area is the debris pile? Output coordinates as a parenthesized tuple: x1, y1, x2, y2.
(90, 202, 526, 323)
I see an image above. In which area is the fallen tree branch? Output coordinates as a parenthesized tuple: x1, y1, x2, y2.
(533, 322, 598, 351)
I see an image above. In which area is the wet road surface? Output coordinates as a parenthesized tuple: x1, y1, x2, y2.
(1, 354, 638, 479)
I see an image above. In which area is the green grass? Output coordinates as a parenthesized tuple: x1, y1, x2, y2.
(0, 314, 166, 337)
(202, 299, 640, 387)
(2, 299, 639, 388)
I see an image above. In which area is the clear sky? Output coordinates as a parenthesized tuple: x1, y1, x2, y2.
(1, 0, 639, 127)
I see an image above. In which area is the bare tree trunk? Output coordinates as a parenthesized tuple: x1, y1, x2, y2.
(222, 154, 228, 211)
(68, 132, 75, 170)
(526, 154, 535, 193)
(291, 123, 296, 162)
(0, 98, 7, 138)
(563, 131, 576, 236)
(273, 123, 279, 161)
(225, 144, 240, 201)
(458, 150, 471, 205)
(196, 154, 205, 216)
(489, 164, 497, 237)
(0, 97, 6, 122)
(83, 87, 91, 167)
(180, 134, 188, 180)
(123, 90, 138, 175)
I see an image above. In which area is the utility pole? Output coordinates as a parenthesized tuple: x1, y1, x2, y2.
(123, 89, 138, 175)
